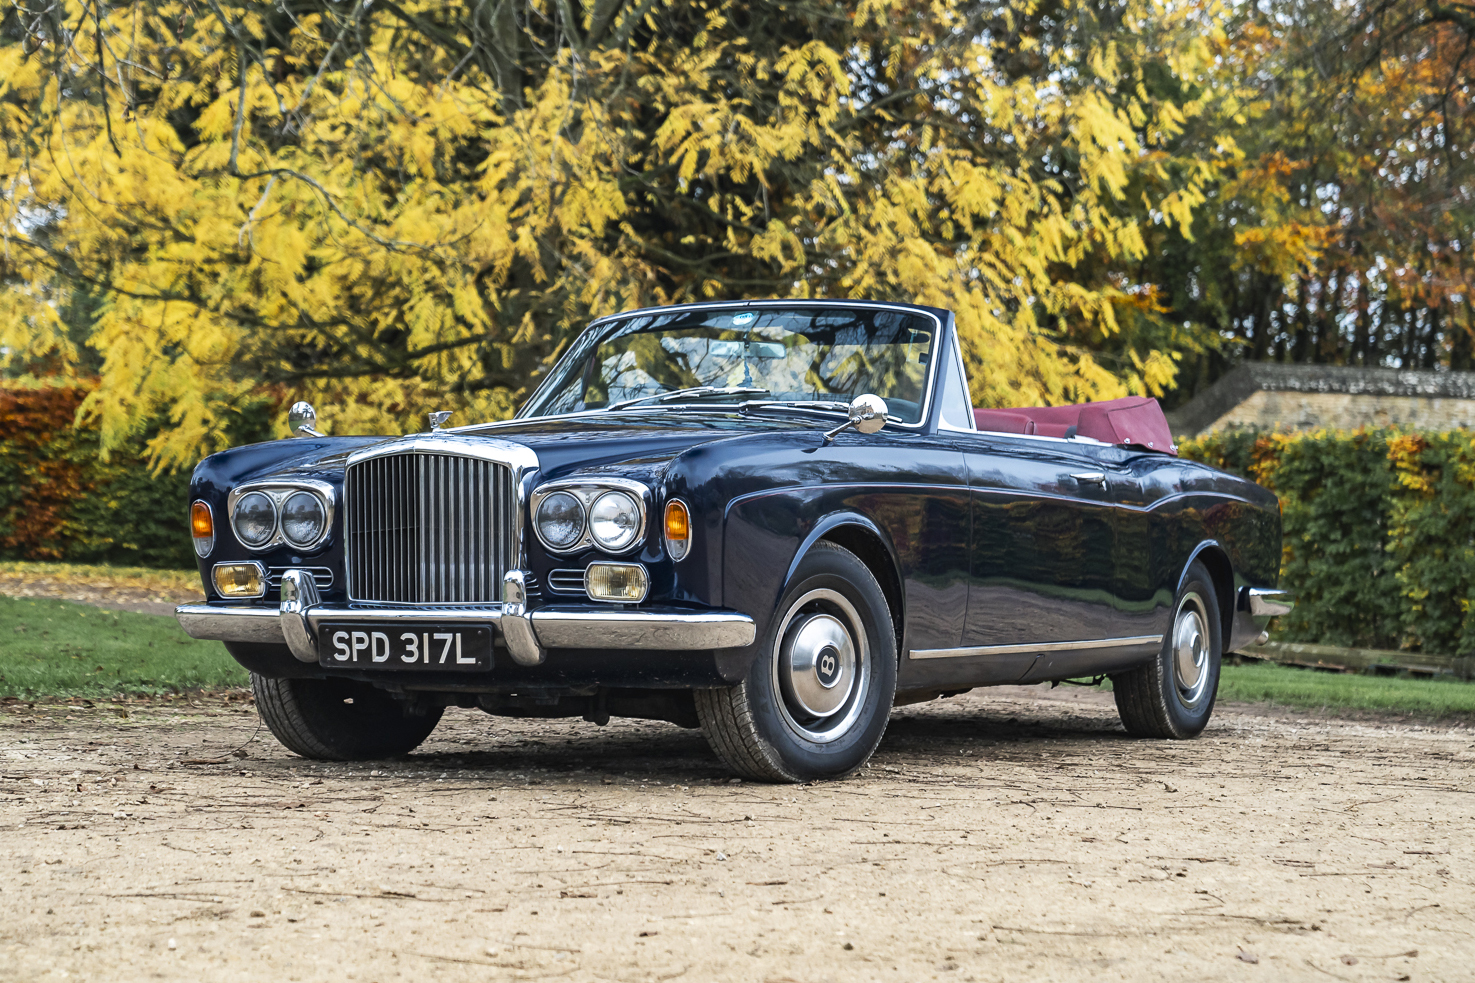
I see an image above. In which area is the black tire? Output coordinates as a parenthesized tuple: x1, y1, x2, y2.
(1112, 561, 1222, 738)
(695, 542, 897, 782)
(252, 673, 443, 761)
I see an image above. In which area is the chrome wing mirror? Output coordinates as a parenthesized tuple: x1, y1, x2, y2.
(823, 394, 889, 444)
(287, 401, 323, 438)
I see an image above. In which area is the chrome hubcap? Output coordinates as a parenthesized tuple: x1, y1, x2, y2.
(771, 589, 871, 744)
(1172, 592, 1211, 708)
(779, 614, 857, 717)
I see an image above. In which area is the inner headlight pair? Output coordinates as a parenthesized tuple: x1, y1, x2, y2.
(231, 488, 330, 550)
(534, 485, 644, 553)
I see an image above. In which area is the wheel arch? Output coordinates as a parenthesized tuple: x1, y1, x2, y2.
(1183, 541, 1235, 644)
(786, 513, 905, 655)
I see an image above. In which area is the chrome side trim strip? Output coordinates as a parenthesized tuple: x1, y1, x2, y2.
(531, 609, 756, 650)
(175, 604, 286, 644)
(910, 635, 1164, 660)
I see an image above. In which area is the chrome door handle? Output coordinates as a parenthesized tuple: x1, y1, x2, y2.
(1070, 472, 1108, 487)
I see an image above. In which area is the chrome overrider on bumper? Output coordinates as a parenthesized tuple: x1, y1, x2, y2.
(175, 570, 758, 668)
(1243, 587, 1295, 618)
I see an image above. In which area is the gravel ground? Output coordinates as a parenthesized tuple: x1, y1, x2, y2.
(0, 686, 1470, 982)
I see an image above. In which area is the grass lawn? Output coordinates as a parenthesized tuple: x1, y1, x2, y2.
(2, 587, 1473, 717)
(1212, 660, 1475, 718)
(0, 595, 245, 699)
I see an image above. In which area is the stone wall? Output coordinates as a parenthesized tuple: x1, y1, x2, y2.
(1198, 390, 1475, 434)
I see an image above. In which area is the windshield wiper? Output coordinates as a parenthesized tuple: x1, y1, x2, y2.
(607, 386, 771, 410)
(739, 399, 851, 414)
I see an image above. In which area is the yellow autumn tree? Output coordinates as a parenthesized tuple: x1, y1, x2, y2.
(0, 0, 1231, 468)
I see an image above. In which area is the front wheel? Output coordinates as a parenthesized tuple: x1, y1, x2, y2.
(696, 542, 897, 782)
(252, 674, 443, 760)
(1111, 561, 1222, 738)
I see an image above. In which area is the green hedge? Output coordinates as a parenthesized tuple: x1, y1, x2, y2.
(6, 383, 1471, 654)
(1181, 428, 1475, 657)
(0, 384, 196, 568)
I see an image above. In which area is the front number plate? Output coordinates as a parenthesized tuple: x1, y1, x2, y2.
(318, 624, 492, 672)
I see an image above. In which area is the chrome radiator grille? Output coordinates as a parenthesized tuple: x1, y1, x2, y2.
(345, 453, 515, 604)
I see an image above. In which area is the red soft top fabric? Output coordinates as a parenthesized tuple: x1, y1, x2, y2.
(971, 396, 1177, 455)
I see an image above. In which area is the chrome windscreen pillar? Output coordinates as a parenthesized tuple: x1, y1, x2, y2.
(280, 570, 321, 663)
(500, 570, 545, 666)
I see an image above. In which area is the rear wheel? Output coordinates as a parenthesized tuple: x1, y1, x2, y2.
(696, 542, 897, 782)
(252, 674, 443, 760)
(1112, 561, 1222, 738)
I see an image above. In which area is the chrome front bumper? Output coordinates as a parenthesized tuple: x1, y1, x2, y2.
(176, 570, 757, 668)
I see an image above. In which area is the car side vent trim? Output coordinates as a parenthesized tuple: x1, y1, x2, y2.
(547, 568, 588, 595)
(267, 566, 335, 590)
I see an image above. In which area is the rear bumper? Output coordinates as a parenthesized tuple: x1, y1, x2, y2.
(1227, 586, 1295, 652)
(175, 603, 756, 654)
(1244, 587, 1295, 618)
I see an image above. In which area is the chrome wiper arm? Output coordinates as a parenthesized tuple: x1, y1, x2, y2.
(739, 399, 851, 414)
(607, 386, 770, 410)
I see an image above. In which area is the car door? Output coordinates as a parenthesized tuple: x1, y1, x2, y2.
(962, 431, 1125, 653)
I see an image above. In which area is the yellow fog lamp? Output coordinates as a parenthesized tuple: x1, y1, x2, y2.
(212, 562, 267, 599)
(585, 562, 649, 603)
(664, 500, 691, 561)
(190, 501, 215, 557)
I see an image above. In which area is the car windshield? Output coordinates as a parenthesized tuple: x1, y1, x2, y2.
(520, 306, 937, 424)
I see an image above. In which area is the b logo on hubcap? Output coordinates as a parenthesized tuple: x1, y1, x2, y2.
(816, 647, 840, 687)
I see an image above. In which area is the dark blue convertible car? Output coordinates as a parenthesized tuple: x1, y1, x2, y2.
(177, 301, 1290, 781)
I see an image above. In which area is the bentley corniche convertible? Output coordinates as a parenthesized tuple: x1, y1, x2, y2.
(177, 301, 1290, 782)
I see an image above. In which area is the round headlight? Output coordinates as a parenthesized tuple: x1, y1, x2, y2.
(536, 491, 586, 550)
(589, 491, 641, 551)
(280, 491, 327, 548)
(232, 491, 277, 547)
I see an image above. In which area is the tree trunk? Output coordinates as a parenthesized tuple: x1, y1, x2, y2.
(1455, 300, 1475, 371)
(1291, 273, 1312, 363)
(1353, 272, 1370, 366)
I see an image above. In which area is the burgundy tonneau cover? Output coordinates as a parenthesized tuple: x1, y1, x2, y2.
(972, 396, 1177, 455)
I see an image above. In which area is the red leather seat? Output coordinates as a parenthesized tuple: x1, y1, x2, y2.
(970, 409, 1035, 435)
(971, 396, 1176, 454)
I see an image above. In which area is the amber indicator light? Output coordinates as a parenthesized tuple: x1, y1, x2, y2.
(191, 501, 213, 538)
(664, 500, 689, 542)
(664, 500, 691, 561)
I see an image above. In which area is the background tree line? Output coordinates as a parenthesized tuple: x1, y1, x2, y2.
(0, 0, 1471, 467)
